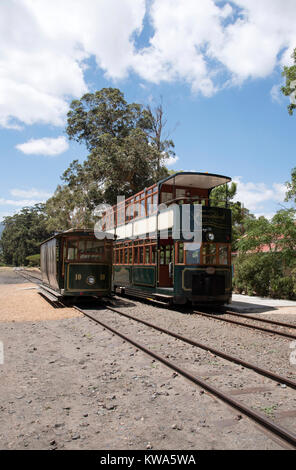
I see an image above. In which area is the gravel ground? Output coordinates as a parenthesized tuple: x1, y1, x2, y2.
(0, 268, 295, 450)
(0, 268, 80, 323)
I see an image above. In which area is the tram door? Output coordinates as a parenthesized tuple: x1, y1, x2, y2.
(158, 242, 174, 288)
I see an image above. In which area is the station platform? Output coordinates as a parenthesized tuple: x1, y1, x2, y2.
(225, 294, 296, 313)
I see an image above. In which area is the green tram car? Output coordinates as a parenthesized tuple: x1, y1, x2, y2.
(40, 229, 113, 300)
(101, 172, 232, 306)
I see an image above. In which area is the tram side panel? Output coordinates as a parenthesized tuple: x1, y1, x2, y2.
(40, 238, 59, 291)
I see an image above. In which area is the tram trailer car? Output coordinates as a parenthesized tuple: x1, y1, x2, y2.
(102, 172, 232, 307)
(40, 229, 113, 300)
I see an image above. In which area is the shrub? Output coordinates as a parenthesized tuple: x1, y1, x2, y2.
(25, 254, 40, 267)
(269, 276, 296, 300)
(233, 253, 283, 298)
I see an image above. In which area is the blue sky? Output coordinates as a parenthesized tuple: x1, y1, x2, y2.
(1, 0, 296, 222)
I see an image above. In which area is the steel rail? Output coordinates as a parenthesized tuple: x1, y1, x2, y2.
(17, 269, 42, 282)
(193, 310, 296, 340)
(104, 305, 296, 390)
(225, 310, 296, 330)
(74, 305, 296, 449)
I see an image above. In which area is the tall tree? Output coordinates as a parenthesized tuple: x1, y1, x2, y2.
(0, 204, 51, 266)
(47, 88, 171, 229)
(146, 100, 176, 178)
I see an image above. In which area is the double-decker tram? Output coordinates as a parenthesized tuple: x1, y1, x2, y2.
(101, 172, 232, 306)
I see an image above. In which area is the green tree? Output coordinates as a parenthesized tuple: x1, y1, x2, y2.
(47, 88, 172, 229)
(234, 209, 296, 299)
(0, 204, 52, 266)
(282, 48, 296, 116)
(284, 167, 296, 205)
(237, 210, 296, 263)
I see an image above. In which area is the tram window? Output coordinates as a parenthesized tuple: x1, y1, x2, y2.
(219, 245, 228, 265)
(145, 246, 150, 264)
(151, 245, 156, 264)
(134, 247, 139, 264)
(185, 243, 201, 265)
(161, 192, 172, 204)
(126, 204, 132, 221)
(176, 188, 186, 199)
(177, 243, 184, 264)
(79, 240, 105, 260)
(160, 246, 165, 265)
(165, 245, 172, 264)
(139, 247, 144, 264)
(67, 240, 78, 260)
(203, 244, 217, 264)
(129, 248, 132, 264)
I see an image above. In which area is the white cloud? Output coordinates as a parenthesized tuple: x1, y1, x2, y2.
(0, 198, 43, 207)
(10, 188, 52, 199)
(233, 177, 287, 215)
(132, 0, 296, 94)
(1, 0, 296, 128)
(16, 136, 69, 156)
(0, 187, 52, 217)
(270, 83, 283, 104)
(0, 0, 145, 128)
(164, 155, 179, 166)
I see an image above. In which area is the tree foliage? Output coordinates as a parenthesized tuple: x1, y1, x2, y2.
(234, 209, 296, 299)
(233, 253, 295, 299)
(237, 209, 296, 264)
(284, 167, 296, 205)
(46, 88, 173, 230)
(0, 204, 52, 266)
(282, 48, 296, 116)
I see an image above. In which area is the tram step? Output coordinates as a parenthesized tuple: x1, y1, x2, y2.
(38, 287, 60, 303)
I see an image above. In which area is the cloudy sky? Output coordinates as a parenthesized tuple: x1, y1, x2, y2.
(1, 0, 296, 221)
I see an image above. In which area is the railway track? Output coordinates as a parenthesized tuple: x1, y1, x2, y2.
(17, 268, 296, 340)
(74, 303, 296, 449)
(16, 268, 42, 284)
(16, 269, 296, 448)
(193, 310, 296, 340)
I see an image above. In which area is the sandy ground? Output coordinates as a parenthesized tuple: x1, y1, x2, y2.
(0, 268, 295, 450)
(0, 272, 81, 322)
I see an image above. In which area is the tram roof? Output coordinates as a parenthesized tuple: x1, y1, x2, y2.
(158, 172, 231, 190)
(40, 229, 113, 245)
